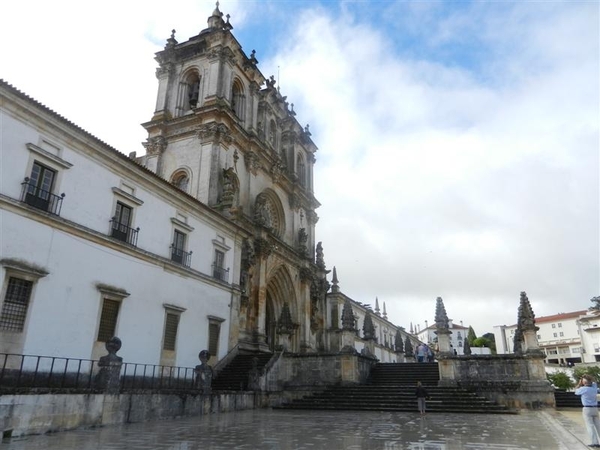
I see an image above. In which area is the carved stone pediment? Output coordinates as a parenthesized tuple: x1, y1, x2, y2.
(197, 123, 233, 144)
(270, 161, 284, 183)
(254, 237, 274, 259)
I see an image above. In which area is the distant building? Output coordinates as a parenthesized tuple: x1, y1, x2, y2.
(415, 319, 469, 355)
(494, 310, 587, 365)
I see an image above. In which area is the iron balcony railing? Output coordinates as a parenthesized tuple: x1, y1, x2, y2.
(170, 245, 192, 268)
(0, 353, 199, 393)
(110, 218, 139, 247)
(20, 178, 65, 216)
(212, 264, 230, 282)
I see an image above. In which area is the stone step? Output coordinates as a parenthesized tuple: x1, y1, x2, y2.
(278, 362, 515, 414)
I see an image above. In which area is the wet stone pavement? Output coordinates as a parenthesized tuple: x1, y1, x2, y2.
(2, 409, 590, 450)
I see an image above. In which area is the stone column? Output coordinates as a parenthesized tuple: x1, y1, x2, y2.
(517, 291, 544, 355)
(340, 299, 357, 354)
(434, 297, 453, 356)
(95, 337, 123, 395)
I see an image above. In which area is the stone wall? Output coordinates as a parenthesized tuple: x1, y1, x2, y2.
(265, 352, 376, 391)
(0, 391, 275, 438)
(438, 354, 555, 409)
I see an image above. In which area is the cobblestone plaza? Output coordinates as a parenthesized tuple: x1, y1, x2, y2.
(1, 409, 590, 450)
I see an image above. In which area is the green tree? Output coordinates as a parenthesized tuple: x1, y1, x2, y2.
(574, 366, 600, 381)
(473, 337, 491, 348)
(482, 332, 497, 354)
(547, 371, 575, 390)
(467, 326, 477, 345)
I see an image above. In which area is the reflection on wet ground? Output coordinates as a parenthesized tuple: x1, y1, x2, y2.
(2, 408, 589, 450)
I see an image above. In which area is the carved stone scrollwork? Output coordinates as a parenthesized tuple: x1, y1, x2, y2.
(143, 136, 167, 156)
(220, 167, 236, 207)
(299, 267, 313, 284)
(277, 303, 295, 335)
(306, 210, 319, 225)
(254, 237, 274, 259)
(315, 242, 326, 270)
(271, 161, 284, 183)
(244, 151, 261, 175)
(288, 193, 300, 211)
(253, 194, 272, 230)
(297, 228, 308, 259)
(197, 123, 233, 144)
(240, 238, 255, 300)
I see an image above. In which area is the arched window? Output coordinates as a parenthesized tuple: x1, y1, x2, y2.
(231, 79, 245, 121)
(268, 119, 277, 148)
(297, 154, 306, 187)
(176, 72, 201, 116)
(171, 171, 189, 193)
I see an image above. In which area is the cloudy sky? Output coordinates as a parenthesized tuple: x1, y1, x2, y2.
(2, 1, 598, 337)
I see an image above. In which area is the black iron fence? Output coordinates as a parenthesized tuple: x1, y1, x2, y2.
(212, 264, 230, 282)
(21, 179, 65, 216)
(0, 353, 199, 393)
(109, 219, 139, 247)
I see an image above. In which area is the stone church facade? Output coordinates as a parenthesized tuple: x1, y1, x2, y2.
(137, 5, 328, 355)
(0, 4, 408, 371)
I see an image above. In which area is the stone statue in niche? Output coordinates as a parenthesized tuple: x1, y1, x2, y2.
(297, 228, 308, 258)
(188, 80, 200, 108)
(221, 167, 236, 207)
(254, 195, 272, 229)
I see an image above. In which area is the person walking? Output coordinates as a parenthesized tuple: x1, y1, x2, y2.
(416, 344, 425, 363)
(416, 381, 428, 416)
(575, 374, 600, 448)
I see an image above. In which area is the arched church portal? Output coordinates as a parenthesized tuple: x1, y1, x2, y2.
(264, 266, 297, 352)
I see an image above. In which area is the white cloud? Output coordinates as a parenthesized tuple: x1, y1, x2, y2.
(2, 1, 597, 336)
(267, 2, 599, 334)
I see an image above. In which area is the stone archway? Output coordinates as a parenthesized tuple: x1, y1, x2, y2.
(264, 265, 298, 352)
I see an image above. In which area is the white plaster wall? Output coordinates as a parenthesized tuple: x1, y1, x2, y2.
(0, 89, 239, 370)
(1, 211, 232, 368)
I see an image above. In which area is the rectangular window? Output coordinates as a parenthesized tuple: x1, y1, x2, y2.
(212, 250, 228, 281)
(559, 332, 564, 337)
(163, 313, 179, 351)
(25, 162, 56, 212)
(558, 323, 562, 328)
(171, 230, 187, 264)
(111, 202, 135, 244)
(553, 332, 557, 337)
(208, 322, 220, 356)
(97, 299, 120, 342)
(537, 334, 541, 339)
(551, 324, 556, 328)
(0, 277, 34, 332)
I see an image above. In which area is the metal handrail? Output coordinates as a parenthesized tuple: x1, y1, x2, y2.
(170, 245, 193, 267)
(20, 178, 65, 216)
(212, 264, 230, 282)
(0, 353, 199, 393)
(109, 218, 140, 247)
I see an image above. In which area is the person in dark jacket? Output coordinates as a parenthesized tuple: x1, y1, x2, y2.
(416, 381, 429, 416)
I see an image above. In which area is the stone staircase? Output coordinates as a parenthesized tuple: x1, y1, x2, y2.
(212, 352, 273, 391)
(277, 362, 516, 414)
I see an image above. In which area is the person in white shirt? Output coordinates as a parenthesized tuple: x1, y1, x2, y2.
(575, 374, 600, 448)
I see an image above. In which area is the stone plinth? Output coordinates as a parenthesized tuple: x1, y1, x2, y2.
(438, 353, 554, 409)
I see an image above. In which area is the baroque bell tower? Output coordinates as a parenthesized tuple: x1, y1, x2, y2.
(140, 3, 329, 353)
